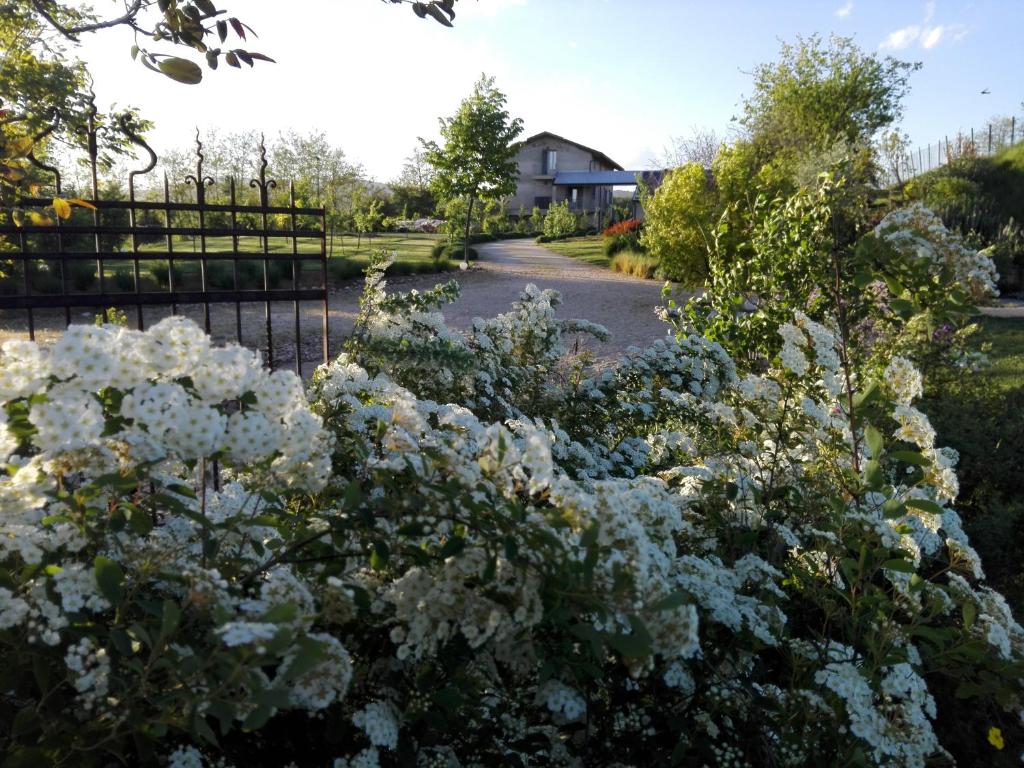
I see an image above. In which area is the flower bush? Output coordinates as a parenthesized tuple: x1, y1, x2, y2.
(1, 248, 1021, 766)
(602, 217, 644, 258)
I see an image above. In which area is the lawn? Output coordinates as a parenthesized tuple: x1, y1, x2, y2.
(123, 232, 445, 287)
(924, 314, 1024, 612)
(539, 235, 610, 268)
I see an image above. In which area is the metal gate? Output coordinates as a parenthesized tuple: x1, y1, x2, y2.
(0, 105, 329, 376)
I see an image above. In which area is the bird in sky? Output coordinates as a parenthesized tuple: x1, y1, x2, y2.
(981, 88, 991, 95)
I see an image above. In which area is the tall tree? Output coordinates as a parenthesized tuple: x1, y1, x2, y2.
(420, 74, 523, 265)
(397, 146, 435, 188)
(740, 34, 919, 162)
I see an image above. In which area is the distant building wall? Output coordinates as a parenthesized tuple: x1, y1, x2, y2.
(508, 135, 617, 217)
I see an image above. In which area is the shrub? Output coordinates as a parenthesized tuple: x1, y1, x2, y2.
(542, 200, 577, 239)
(640, 163, 718, 286)
(602, 218, 642, 238)
(1, 249, 1022, 766)
(152, 261, 183, 291)
(431, 243, 478, 262)
(610, 249, 658, 278)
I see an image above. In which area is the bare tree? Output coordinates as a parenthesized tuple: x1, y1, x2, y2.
(655, 127, 722, 169)
(877, 129, 915, 188)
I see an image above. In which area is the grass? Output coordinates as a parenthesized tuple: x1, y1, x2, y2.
(923, 314, 1024, 612)
(610, 250, 659, 279)
(60, 232, 447, 288)
(539, 235, 610, 268)
(540, 235, 662, 280)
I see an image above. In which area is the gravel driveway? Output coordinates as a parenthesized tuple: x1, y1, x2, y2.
(1, 240, 680, 371)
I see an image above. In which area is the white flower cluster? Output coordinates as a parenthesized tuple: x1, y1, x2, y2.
(2, 317, 332, 490)
(538, 679, 587, 721)
(875, 203, 1000, 301)
(814, 656, 938, 768)
(63, 636, 111, 711)
(352, 700, 400, 749)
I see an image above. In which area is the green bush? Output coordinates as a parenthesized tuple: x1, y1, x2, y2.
(542, 200, 577, 239)
(68, 260, 98, 292)
(431, 243, 478, 262)
(640, 163, 719, 286)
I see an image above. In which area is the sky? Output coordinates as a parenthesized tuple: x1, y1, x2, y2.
(71, 0, 1024, 182)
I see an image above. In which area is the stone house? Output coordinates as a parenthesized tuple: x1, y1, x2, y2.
(507, 132, 663, 227)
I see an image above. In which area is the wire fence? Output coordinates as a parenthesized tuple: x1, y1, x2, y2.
(888, 114, 1024, 185)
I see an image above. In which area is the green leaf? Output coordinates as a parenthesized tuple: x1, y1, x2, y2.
(891, 450, 930, 467)
(216, 20, 228, 42)
(280, 635, 326, 681)
(439, 536, 465, 558)
(158, 56, 203, 84)
(962, 601, 977, 629)
(194, 0, 217, 15)
(94, 556, 125, 605)
(649, 590, 691, 612)
(881, 499, 906, 519)
(864, 424, 884, 458)
(160, 600, 181, 641)
(370, 540, 390, 570)
(853, 380, 879, 409)
(905, 498, 944, 515)
(881, 558, 916, 574)
(864, 459, 884, 489)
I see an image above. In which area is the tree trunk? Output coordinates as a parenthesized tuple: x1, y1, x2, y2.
(463, 195, 474, 265)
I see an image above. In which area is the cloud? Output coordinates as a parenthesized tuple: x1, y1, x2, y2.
(880, 2, 968, 50)
(881, 25, 920, 50)
(835, 2, 854, 18)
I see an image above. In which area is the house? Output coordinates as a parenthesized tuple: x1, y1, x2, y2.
(508, 132, 664, 227)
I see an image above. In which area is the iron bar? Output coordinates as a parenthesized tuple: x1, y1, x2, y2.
(1, 127, 329, 373)
(290, 182, 301, 376)
(230, 178, 242, 345)
(321, 205, 329, 366)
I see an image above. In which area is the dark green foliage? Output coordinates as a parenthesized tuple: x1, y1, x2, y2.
(923, 316, 1024, 614)
(430, 243, 478, 261)
(907, 143, 1024, 249)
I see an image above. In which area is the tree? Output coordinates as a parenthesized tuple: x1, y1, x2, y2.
(397, 146, 435, 188)
(639, 163, 719, 286)
(656, 127, 722, 170)
(420, 74, 523, 265)
(740, 34, 919, 163)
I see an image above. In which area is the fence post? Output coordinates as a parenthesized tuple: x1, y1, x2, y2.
(919, 147, 924, 175)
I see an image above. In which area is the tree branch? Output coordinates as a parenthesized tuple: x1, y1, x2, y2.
(30, 0, 147, 41)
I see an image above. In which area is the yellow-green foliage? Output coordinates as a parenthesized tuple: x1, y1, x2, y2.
(640, 163, 718, 286)
(610, 250, 658, 279)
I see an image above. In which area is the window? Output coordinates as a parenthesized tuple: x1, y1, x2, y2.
(534, 196, 552, 209)
(542, 149, 557, 175)
(569, 187, 579, 208)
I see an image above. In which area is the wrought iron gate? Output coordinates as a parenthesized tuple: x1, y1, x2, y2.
(0, 106, 330, 376)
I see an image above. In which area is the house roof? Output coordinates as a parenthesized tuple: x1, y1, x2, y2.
(521, 131, 624, 171)
(553, 169, 669, 188)
(553, 171, 639, 185)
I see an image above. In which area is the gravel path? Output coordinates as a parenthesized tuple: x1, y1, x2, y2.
(1, 240, 680, 371)
(333, 239, 678, 359)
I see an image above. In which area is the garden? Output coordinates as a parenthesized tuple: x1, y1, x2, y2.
(2, 4, 1024, 768)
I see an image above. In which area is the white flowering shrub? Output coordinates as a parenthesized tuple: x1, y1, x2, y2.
(1, 270, 1022, 765)
(873, 202, 999, 303)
